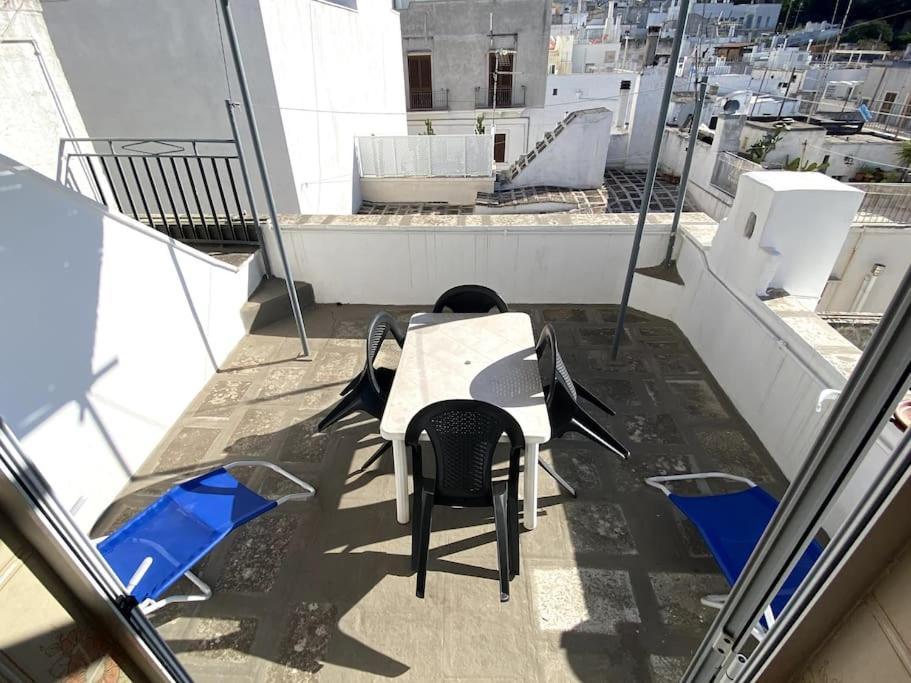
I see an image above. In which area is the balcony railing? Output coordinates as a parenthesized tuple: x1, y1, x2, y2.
(474, 84, 526, 109)
(407, 89, 449, 111)
(710, 151, 762, 197)
(851, 183, 911, 227)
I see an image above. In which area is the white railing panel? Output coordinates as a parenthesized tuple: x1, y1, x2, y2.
(358, 135, 492, 178)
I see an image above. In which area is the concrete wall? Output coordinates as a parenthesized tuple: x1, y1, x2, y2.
(0, 1, 94, 195)
(272, 211, 715, 304)
(537, 72, 636, 140)
(42, 0, 300, 213)
(399, 0, 551, 110)
(409, 109, 529, 167)
(625, 65, 665, 169)
(797, 542, 911, 683)
(360, 176, 493, 204)
(0, 155, 259, 530)
(511, 108, 613, 189)
(259, 0, 407, 214)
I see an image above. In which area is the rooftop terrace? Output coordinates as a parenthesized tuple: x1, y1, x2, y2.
(94, 304, 786, 682)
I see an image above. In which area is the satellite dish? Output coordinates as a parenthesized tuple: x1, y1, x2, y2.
(723, 99, 741, 114)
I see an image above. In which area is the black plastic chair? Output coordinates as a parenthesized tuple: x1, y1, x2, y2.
(406, 400, 524, 602)
(432, 284, 509, 314)
(318, 312, 406, 471)
(535, 324, 630, 497)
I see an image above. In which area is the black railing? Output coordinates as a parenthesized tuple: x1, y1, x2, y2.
(58, 138, 264, 245)
(475, 85, 526, 109)
(407, 88, 449, 111)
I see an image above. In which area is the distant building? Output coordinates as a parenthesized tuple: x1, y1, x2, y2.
(398, 0, 551, 164)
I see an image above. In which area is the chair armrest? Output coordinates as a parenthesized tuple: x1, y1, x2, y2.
(644, 471, 758, 496)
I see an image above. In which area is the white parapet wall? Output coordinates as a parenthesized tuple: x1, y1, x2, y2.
(272, 211, 716, 304)
(630, 181, 901, 532)
(0, 156, 260, 530)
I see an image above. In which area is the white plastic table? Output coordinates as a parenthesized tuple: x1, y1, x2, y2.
(379, 312, 551, 530)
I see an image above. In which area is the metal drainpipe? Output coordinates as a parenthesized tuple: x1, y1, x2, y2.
(611, 0, 693, 360)
(219, 0, 311, 357)
(850, 263, 886, 312)
(663, 77, 708, 269)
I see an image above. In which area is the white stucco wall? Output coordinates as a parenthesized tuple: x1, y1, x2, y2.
(0, 1, 93, 195)
(272, 212, 715, 304)
(626, 65, 665, 169)
(0, 156, 258, 530)
(259, 0, 408, 214)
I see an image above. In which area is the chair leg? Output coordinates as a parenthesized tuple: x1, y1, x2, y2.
(538, 458, 577, 498)
(507, 488, 520, 578)
(574, 380, 616, 416)
(339, 373, 360, 396)
(411, 479, 423, 572)
(492, 488, 511, 602)
(571, 406, 629, 459)
(416, 489, 434, 599)
(317, 390, 365, 433)
(355, 440, 392, 474)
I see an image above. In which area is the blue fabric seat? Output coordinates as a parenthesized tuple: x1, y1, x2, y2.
(97, 463, 313, 611)
(668, 486, 823, 620)
(646, 472, 823, 633)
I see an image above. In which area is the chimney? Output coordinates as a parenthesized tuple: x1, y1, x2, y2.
(645, 25, 660, 66)
(617, 80, 632, 129)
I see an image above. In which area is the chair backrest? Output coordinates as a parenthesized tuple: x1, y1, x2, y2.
(535, 324, 577, 406)
(432, 284, 509, 314)
(405, 400, 524, 503)
(365, 312, 406, 393)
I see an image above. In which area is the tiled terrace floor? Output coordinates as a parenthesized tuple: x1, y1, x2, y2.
(94, 304, 787, 682)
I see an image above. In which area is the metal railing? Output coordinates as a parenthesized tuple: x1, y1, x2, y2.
(58, 137, 264, 245)
(407, 88, 449, 111)
(710, 151, 763, 197)
(474, 84, 526, 109)
(850, 183, 911, 227)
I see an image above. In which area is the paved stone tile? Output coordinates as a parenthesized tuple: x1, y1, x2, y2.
(582, 378, 644, 411)
(217, 514, 298, 592)
(313, 350, 361, 384)
(269, 603, 337, 680)
(155, 427, 220, 472)
(649, 572, 729, 631)
(694, 429, 771, 481)
(577, 326, 631, 348)
(257, 367, 314, 403)
(531, 567, 640, 634)
(637, 321, 680, 339)
(564, 503, 636, 554)
(223, 408, 289, 458)
(624, 414, 684, 445)
(160, 616, 257, 664)
(666, 379, 727, 419)
(538, 646, 642, 682)
(577, 348, 650, 374)
(220, 339, 283, 375)
(443, 610, 535, 679)
(542, 307, 588, 322)
(613, 452, 693, 494)
(194, 378, 252, 417)
(646, 342, 703, 375)
(650, 654, 690, 682)
(277, 414, 329, 464)
(539, 444, 603, 496)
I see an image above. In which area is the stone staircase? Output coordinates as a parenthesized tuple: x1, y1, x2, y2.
(497, 108, 611, 190)
(241, 277, 315, 333)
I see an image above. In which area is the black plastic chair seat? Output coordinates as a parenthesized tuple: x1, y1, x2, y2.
(407, 400, 524, 602)
(432, 284, 509, 314)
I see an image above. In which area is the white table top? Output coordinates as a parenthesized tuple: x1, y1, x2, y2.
(380, 312, 551, 444)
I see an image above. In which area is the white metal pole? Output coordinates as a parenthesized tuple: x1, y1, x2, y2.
(219, 0, 311, 357)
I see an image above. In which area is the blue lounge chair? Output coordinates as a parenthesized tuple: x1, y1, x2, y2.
(95, 461, 315, 614)
(645, 472, 823, 639)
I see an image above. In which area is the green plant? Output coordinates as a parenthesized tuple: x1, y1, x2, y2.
(844, 19, 893, 46)
(423, 119, 435, 135)
(475, 113, 486, 135)
(784, 157, 830, 173)
(744, 122, 789, 164)
(898, 140, 911, 182)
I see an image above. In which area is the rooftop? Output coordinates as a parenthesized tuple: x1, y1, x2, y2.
(93, 304, 786, 681)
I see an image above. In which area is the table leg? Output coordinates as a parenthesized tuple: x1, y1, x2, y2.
(523, 442, 539, 530)
(392, 439, 410, 524)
